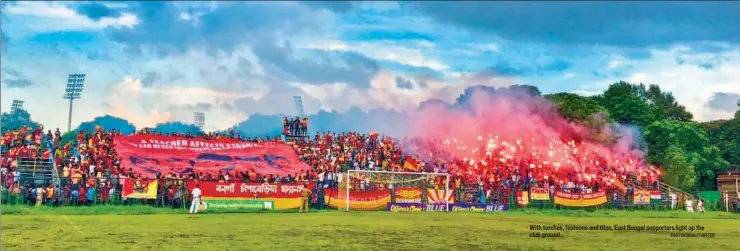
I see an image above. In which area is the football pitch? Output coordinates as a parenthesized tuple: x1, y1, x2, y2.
(2, 208, 739, 251)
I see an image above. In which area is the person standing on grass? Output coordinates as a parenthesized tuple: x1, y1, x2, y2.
(697, 199, 705, 213)
(299, 185, 312, 213)
(35, 185, 45, 207)
(189, 184, 202, 214)
(685, 196, 694, 212)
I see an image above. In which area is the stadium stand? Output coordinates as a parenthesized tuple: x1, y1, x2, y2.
(0, 123, 708, 211)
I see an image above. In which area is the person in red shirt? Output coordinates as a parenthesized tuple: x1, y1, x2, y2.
(100, 183, 110, 204)
(30, 147, 38, 159)
(77, 131, 84, 145)
(78, 186, 87, 206)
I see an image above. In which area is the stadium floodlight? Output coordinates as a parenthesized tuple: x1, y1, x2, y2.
(11, 99, 24, 113)
(293, 96, 304, 117)
(63, 73, 86, 132)
(194, 112, 205, 129)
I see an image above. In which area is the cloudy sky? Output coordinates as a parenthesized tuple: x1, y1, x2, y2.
(2, 1, 739, 132)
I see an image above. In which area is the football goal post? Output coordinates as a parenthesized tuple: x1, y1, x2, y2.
(344, 170, 450, 212)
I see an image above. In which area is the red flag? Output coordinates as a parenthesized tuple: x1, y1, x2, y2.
(402, 156, 420, 172)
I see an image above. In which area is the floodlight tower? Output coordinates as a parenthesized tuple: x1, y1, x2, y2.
(63, 73, 86, 132)
(10, 100, 24, 113)
(293, 96, 304, 117)
(194, 112, 205, 130)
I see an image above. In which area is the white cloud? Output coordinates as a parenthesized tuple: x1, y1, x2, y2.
(300, 40, 449, 72)
(292, 70, 516, 113)
(4, 2, 138, 34)
(564, 72, 577, 79)
(100, 77, 254, 129)
(487, 43, 500, 52)
(607, 56, 625, 70)
(304, 40, 350, 51)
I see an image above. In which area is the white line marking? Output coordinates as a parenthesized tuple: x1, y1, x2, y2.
(63, 215, 82, 233)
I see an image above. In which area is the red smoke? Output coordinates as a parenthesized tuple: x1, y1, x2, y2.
(404, 89, 659, 185)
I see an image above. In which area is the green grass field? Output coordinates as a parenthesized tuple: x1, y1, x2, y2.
(2, 206, 739, 251)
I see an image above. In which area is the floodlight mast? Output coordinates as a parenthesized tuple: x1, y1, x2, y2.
(194, 112, 205, 129)
(63, 73, 85, 132)
(11, 100, 24, 112)
(293, 96, 304, 117)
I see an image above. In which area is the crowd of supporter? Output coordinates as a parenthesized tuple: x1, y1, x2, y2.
(1, 122, 666, 207)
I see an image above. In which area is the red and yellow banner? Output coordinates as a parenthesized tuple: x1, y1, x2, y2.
(324, 189, 391, 210)
(554, 191, 607, 207)
(517, 191, 529, 206)
(123, 179, 158, 199)
(114, 135, 312, 178)
(427, 189, 455, 203)
(186, 181, 314, 210)
(530, 187, 550, 200)
(634, 189, 651, 205)
(394, 187, 422, 203)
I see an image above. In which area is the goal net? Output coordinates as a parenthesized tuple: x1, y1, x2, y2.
(340, 170, 451, 212)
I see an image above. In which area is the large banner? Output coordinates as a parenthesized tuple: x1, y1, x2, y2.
(554, 191, 607, 207)
(324, 189, 391, 210)
(122, 179, 158, 199)
(114, 135, 312, 178)
(394, 188, 422, 203)
(426, 189, 455, 203)
(186, 181, 313, 210)
(634, 189, 651, 205)
(530, 187, 550, 201)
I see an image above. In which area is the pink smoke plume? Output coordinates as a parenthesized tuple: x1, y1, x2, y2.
(403, 88, 659, 184)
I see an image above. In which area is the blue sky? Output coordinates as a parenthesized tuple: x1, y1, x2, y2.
(2, 1, 740, 131)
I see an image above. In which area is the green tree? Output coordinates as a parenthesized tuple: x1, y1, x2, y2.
(598, 81, 664, 127)
(701, 116, 740, 168)
(644, 120, 729, 190)
(508, 84, 542, 97)
(60, 130, 77, 146)
(644, 84, 693, 121)
(661, 146, 696, 191)
(545, 93, 608, 122)
(0, 109, 41, 132)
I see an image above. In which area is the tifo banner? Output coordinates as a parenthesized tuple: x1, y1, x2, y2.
(530, 187, 550, 201)
(517, 191, 529, 206)
(394, 187, 422, 203)
(650, 191, 663, 205)
(186, 181, 313, 210)
(426, 189, 455, 203)
(114, 135, 312, 178)
(634, 189, 651, 205)
(122, 179, 158, 199)
(449, 203, 508, 212)
(553, 191, 607, 207)
(325, 189, 391, 210)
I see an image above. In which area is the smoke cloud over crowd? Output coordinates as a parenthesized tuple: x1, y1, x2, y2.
(400, 87, 656, 182)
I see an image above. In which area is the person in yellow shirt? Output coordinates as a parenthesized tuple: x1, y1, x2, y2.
(46, 185, 55, 206)
(299, 185, 312, 213)
(72, 170, 82, 186)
